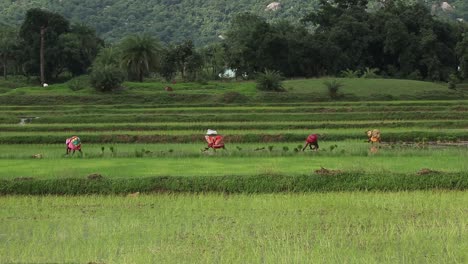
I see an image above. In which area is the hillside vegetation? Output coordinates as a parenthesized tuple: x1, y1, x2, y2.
(1, 78, 465, 105)
(0, 0, 466, 45)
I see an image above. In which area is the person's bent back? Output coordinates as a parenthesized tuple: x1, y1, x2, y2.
(204, 135, 225, 149)
(212, 135, 225, 149)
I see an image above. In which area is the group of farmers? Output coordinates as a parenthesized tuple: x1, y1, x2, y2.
(65, 129, 381, 155)
(201, 128, 381, 152)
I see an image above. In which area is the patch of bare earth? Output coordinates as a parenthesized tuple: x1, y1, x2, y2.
(87, 173, 104, 180)
(13, 177, 34, 181)
(417, 168, 440, 175)
(314, 167, 343, 175)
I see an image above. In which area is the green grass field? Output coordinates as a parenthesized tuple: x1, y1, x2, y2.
(1, 77, 467, 105)
(1, 192, 466, 263)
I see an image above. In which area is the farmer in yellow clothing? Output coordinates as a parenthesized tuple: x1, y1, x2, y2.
(366, 129, 381, 144)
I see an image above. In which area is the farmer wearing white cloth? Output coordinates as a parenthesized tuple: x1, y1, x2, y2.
(202, 129, 226, 151)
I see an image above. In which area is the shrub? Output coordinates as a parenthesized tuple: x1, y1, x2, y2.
(361, 67, 379, 79)
(67, 75, 90, 91)
(340, 69, 360, 78)
(90, 65, 125, 92)
(323, 80, 343, 99)
(407, 70, 422, 80)
(448, 73, 460, 90)
(256, 69, 284, 91)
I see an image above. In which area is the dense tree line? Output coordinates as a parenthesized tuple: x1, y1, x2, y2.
(1, 1, 468, 90)
(0, 0, 466, 45)
(0, 9, 103, 83)
(221, 0, 468, 81)
(0, 0, 318, 45)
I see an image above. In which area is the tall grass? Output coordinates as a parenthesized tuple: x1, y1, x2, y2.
(0, 192, 466, 263)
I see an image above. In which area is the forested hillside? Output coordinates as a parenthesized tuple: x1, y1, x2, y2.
(0, 0, 466, 45)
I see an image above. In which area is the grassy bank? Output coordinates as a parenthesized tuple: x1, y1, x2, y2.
(1, 78, 466, 105)
(1, 171, 467, 195)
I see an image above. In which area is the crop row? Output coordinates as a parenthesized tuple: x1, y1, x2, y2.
(0, 91, 465, 105)
(1, 111, 467, 124)
(1, 172, 467, 195)
(2, 120, 466, 132)
(1, 100, 466, 110)
(1, 105, 466, 115)
(1, 141, 466, 160)
(0, 130, 465, 144)
(1, 127, 465, 135)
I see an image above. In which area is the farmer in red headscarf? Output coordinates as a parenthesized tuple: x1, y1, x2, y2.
(302, 133, 319, 151)
(203, 129, 226, 151)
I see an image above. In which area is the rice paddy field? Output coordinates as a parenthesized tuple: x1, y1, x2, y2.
(1, 192, 467, 263)
(1, 83, 467, 262)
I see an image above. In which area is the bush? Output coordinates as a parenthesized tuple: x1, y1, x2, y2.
(90, 65, 125, 92)
(323, 79, 343, 99)
(340, 69, 360, 78)
(361, 67, 379, 79)
(448, 73, 460, 90)
(256, 69, 284, 91)
(407, 70, 422, 80)
(67, 75, 90, 91)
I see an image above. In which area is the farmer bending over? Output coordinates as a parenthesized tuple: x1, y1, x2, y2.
(302, 134, 319, 151)
(203, 129, 226, 151)
(366, 129, 381, 144)
(66, 136, 82, 155)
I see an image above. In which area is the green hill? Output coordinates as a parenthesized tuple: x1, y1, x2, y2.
(0, 0, 466, 45)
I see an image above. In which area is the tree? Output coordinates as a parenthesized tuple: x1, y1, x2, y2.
(172, 40, 202, 80)
(0, 25, 17, 79)
(302, 0, 371, 75)
(160, 46, 177, 82)
(224, 13, 272, 77)
(19, 8, 70, 84)
(120, 34, 161, 82)
(93, 46, 121, 67)
(90, 47, 125, 92)
(456, 33, 468, 80)
(199, 43, 225, 79)
(58, 24, 104, 76)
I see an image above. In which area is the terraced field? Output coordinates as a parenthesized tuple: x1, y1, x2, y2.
(0, 100, 466, 191)
(1, 93, 467, 262)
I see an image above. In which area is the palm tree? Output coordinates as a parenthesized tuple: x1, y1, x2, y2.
(94, 47, 121, 67)
(120, 34, 161, 82)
